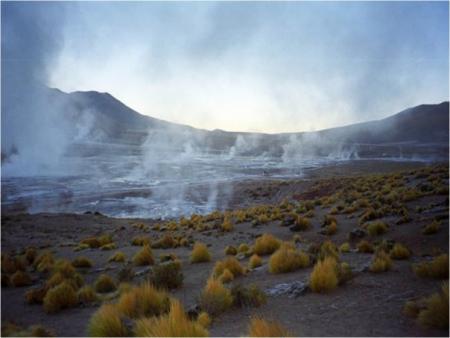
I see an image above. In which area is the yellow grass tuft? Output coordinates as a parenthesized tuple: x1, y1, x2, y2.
(269, 247, 309, 274)
(403, 300, 421, 318)
(34, 251, 55, 273)
(77, 285, 98, 304)
(422, 220, 441, 235)
(248, 317, 291, 337)
(309, 257, 338, 293)
(94, 274, 117, 293)
(221, 218, 234, 232)
(390, 243, 411, 260)
(219, 268, 234, 283)
(253, 234, 281, 255)
(150, 261, 183, 290)
(190, 242, 211, 263)
(213, 256, 245, 278)
(131, 236, 151, 246)
(238, 243, 250, 253)
(357, 240, 374, 253)
(10, 270, 32, 287)
(43, 281, 78, 313)
(417, 282, 449, 329)
(366, 221, 389, 236)
(109, 251, 127, 263)
(249, 254, 262, 269)
(88, 303, 130, 337)
(225, 245, 237, 255)
(134, 299, 208, 337)
(133, 245, 154, 266)
(25, 247, 38, 264)
(199, 278, 233, 316)
(25, 286, 48, 304)
(72, 256, 93, 268)
(80, 237, 101, 249)
(413, 254, 449, 279)
(117, 282, 170, 318)
(369, 251, 392, 273)
(339, 242, 350, 253)
(197, 311, 211, 329)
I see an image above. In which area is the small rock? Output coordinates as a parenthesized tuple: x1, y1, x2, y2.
(348, 228, 367, 240)
(187, 304, 201, 319)
(282, 215, 296, 227)
(266, 281, 309, 298)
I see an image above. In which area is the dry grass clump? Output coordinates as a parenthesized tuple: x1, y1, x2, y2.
(249, 254, 262, 269)
(152, 233, 176, 249)
(238, 243, 250, 253)
(413, 254, 449, 279)
(318, 240, 340, 261)
(1, 322, 54, 337)
(369, 251, 392, 273)
(248, 317, 291, 337)
(150, 261, 183, 289)
(133, 245, 154, 266)
(225, 245, 237, 255)
(46, 259, 84, 291)
(109, 251, 127, 263)
(253, 234, 281, 255)
(117, 282, 170, 319)
(294, 216, 311, 231)
(417, 282, 449, 329)
(221, 218, 234, 232)
(72, 256, 93, 268)
(190, 242, 211, 263)
(1, 253, 20, 274)
(43, 281, 78, 313)
(422, 220, 441, 235)
(134, 299, 209, 337)
(131, 236, 151, 246)
(197, 311, 211, 329)
(213, 256, 245, 279)
(94, 274, 117, 293)
(231, 284, 267, 308)
(269, 247, 309, 274)
(77, 285, 98, 304)
(390, 243, 411, 260)
(10, 270, 32, 287)
(25, 286, 48, 304)
(324, 221, 337, 235)
(100, 243, 117, 250)
(219, 268, 234, 284)
(309, 257, 338, 293)
(88, 303, 130, 337)
(339, 242, 350, 253)
(80, 237, 101, 249)
(25, 247, 38, 264)
(357, 240, 374, 253)
(366, 221, 389, 236)
(199, 278, 233, 316)
(403, 300, 421, 318)
(34, 251, 55, 273)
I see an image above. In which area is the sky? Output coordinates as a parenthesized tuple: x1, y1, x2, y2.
(3, 1, 449, 133)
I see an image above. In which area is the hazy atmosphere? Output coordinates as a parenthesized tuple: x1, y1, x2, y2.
(1, 2, 449, 337)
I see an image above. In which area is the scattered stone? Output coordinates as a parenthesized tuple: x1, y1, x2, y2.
(282, 215, 296, 227)
(187, 304, 201, 319)
(349, 228, 367, 240)
(266, 281, 309, 298)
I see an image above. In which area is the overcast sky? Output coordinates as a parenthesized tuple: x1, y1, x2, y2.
(3, 1, 449, 133)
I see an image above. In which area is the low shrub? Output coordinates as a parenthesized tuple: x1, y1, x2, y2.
(413, 254, 449, 279)
(253, 234, 281, 255)
(80, 237, 101, 249)
(134, 300, 208, 337)
(199, 278, 233, 316)
(34, 251, 55, 273)
(190, 242, 211, 263)
(72, 256, 93, 268)
(231, 284, 266, 307)
(221, 218, 234, 232)
(248, 317, 291, 337)
(77, 285, 98, 304)
(10, 270, 32, 287)
(152, 234, 176, 249)
(339, 242, 350, 253)
(88, 304, 130, 337)
(94, 274, 117, 293)
(225, 245, 237, 255)
(249, 254, 262, 269)
(390, 243, 410, 260)
(213, 256, 245, 278)
(238, 243, 250, 253)
(309, 257, 338, 293)
(131, 236, 151, 246)
(117, 282, 170, 319)
(149, 261, 183, 289)
(357, 240, 374, 253)
(219, 268, 234, 284)
(269, 247, 309, 274)
(422, 220, 441, 235)
(369, 251, 392, 273)
(318, 241, 339, 261)
(109, 251, 127, 263)
(133, 245, 154, 266)
(417, 282, 449, 329)
(197, 311, 211, 329)
(25, 286, 48, 304)
(366, 221, 389, 236)
(43, 281, 78, 313)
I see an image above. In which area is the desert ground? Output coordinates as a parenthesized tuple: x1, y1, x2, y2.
(1, 160, 449, 337)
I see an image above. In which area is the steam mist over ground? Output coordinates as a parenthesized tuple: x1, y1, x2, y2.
(1, 2, 449, 218)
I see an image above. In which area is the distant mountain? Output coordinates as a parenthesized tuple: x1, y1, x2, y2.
(2, 86, 449, 160)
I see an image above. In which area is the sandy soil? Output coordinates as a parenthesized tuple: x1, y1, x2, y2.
(1, 160, 448, 337)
